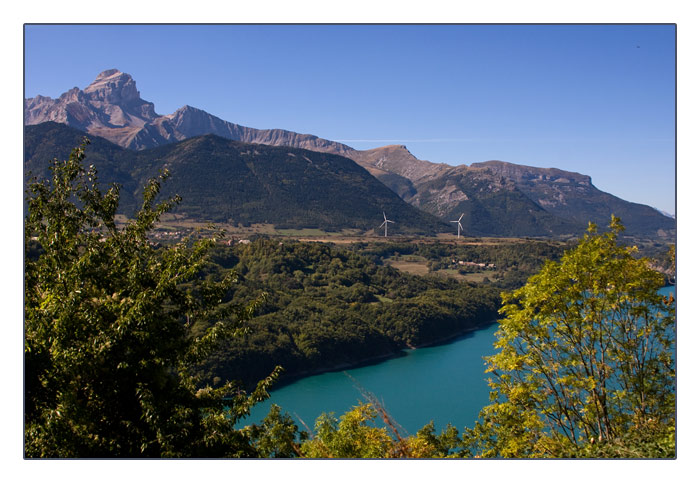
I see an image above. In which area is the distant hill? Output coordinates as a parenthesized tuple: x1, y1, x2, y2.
(25, 69, 675, 238)
(24, 123, 448, 233)
(470, 161, 675, 237)
(24, 120, 139, 195)
(348, 146, 675, 238)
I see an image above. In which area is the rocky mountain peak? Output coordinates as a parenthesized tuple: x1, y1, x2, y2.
(83, 69, 140, 105)
(168, 104, 200, 119)
(349, 144, 449, 184)
(57, 87, 83, 102)
(96, 68, 121, 78)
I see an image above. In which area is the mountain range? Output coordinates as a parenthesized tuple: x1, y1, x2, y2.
(24, 122, 447, 234)
(24, 69, 676, 238)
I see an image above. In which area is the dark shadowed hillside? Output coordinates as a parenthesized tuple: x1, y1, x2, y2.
(24, 123, 448, 233)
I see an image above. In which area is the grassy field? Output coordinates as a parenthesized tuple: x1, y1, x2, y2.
(385, 260, 431, 276)
(149, 217, 373, 240)
(130, 215, 559, 256)
(384, 255, 431, 276)
(276, 228, 336, 237)
(436, 268, 499, 283)
(383, 255, 499, 282)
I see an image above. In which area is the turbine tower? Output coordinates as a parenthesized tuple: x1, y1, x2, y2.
(451, 213, 464, 238)
(379, 211, 395, 237)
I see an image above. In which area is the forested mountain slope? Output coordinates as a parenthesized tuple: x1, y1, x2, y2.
(24, 122, 447, 233)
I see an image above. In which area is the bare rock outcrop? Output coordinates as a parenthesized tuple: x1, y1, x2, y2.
(25, 70, 356, 154)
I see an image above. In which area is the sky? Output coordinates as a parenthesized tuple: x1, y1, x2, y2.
(24, 24, 676, 214)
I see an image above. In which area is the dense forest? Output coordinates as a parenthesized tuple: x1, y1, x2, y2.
(192, 239, 568, 388)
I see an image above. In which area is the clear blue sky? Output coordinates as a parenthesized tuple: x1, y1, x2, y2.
(24, 24, 676, 214)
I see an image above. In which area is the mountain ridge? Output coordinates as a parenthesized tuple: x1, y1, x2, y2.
(25, 70, 357, 156)
(24, 122, 449, 234)
(24, 69, 675, 238)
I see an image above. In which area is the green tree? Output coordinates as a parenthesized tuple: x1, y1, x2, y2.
(24, 141, 284, 457)
(403, 421, 461, 458)
(300, 404, 395, 458)
(462, 217, 675, 458)
(248, 404, 307, 457)
(299, 401, 461, 458)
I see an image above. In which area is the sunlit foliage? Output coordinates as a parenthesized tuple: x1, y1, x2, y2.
(462, 217, 675, 458)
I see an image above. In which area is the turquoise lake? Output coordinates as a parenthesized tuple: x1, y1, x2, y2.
(243, 323, 499, 435)
(243, 285, 675, 435)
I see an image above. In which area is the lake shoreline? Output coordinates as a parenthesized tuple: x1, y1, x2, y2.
(271, 318, 499, 392)
(409, 318, 499, 350)
(244, 316, 502, 433)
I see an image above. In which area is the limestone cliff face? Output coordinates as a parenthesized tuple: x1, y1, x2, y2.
(467, 160, 596, 216)
(25, 70, 356, 154)
(25, 70, 161, 147)
(471, 160, 592, 186)
(82, 69, 143, 105)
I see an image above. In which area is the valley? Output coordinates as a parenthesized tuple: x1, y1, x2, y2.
(185, 231, 672, 391)
(191, 237, 567, 389)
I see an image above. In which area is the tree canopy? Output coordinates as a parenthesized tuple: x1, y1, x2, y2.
(24, 141, 288, 457)
(462, 217, 676, 458)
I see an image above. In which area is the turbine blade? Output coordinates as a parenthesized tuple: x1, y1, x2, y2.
(459, 213, 464, 221)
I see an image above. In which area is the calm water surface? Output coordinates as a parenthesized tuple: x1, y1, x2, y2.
(244, 323, 499, 434)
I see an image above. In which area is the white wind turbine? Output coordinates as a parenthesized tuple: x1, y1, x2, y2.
(451, 213, 464, 238)
(379, 211, 395, 237)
